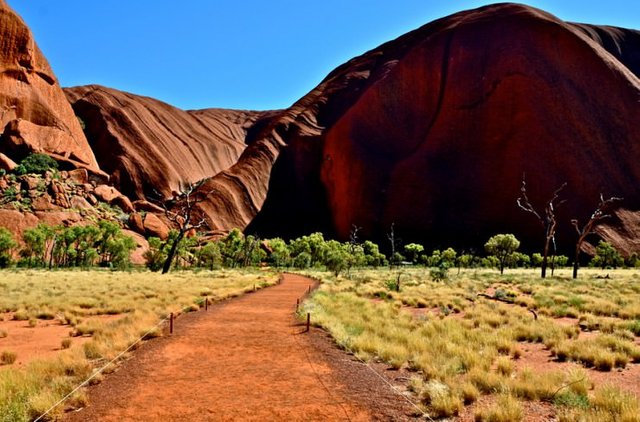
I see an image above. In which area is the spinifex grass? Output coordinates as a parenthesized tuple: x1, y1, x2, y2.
(0, 268, 277, 421)
(301, 267, 640, 419)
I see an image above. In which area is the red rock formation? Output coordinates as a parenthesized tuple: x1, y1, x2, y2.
(251, 3, 640, 255)
(6, 1, 640, 256)
(0, 0, 99, 171)
(64, 85, 273, 200)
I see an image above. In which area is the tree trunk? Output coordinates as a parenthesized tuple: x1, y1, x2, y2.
(572, 245, 580, 279)
(162, 231, 185, 274)
(541, 238, 549, 279)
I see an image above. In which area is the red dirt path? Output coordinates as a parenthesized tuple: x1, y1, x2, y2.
(64, 274, 415, 421)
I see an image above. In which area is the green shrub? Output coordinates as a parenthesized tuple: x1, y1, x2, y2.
(15, 153, 58, 175)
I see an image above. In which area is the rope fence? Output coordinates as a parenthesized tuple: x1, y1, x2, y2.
(35, 275, 284, 421)
(37, 274, 427, 421)
(293, 279, 432, 421)
(296, 276, 434, 421)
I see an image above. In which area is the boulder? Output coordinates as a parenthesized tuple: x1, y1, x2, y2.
(67, 168, 88, 185)
(0, 153, 17, 172)
(70, 196, 94, 211)
(0, 209, 39, 242)
(93, 184, 120, 203)
(86, 194, 98, 206)
(122, 229, 149, 265)
(49, 179, 70, 208)
(143, 213, 169, 240)
(128, 212, 145, 235)
(34, 211, 82, 227)
(111, 195, 135, 213)
(31, 194, 58, 211)
(132, 200, 165, 214)
(19, 175, 40, 191)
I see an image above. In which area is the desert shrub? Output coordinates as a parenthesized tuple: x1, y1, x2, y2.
(293, 252, 312, 269)
(590, 241, 624, 269)
(144, 237, 167, 271)
(0, 350, 17, 365)
(15, 153, 58, 175)
(430, 263, 449, 282)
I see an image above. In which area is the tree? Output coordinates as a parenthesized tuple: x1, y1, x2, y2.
(196, 242, 222, 270)
(21, 225, 47, 267)
(346, 225, 364, 276)
(590, 241, 623, 269)
(387, 223, 402, 269)
(571, 194, 622, 279)
(0, 228, 16, 268)
(517, 176, 566, 278)
(485, 234, 520, 275)
(144, 237, 167, 271)
(265, 238, 290, 268)
(289, 233, 327, 267)
(440, 247, 457, 268)
(152, 180, 211, 274)
(106, 235, 137, 270)
(363, 240, 386, 267)
(404, 243, 424, 264)
(324, 240, 350, 277)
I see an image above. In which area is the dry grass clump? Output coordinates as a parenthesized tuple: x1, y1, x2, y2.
(0, 268, 277, 421)
(558, 384, 640, 422)
(552, 334, 640, 370)
(474, 394, 523, 422)
(495, 356, 514, 376)
(1, 350, 17, 365)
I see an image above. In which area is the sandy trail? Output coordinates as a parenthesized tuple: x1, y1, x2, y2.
(64, 274, 383, 421)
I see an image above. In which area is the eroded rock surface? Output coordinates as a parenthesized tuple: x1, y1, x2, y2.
(3, 2, 640, 256)
(0, 0, 99, 171)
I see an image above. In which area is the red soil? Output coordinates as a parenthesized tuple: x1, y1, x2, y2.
(0, 314, 120, 369)
(63, 274, 416, 421)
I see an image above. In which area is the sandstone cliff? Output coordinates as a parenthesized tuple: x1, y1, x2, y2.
(0, 0, 99, 171)
(64, 85, 274, 200)
(248, 3, 640, 255)
(4, 2, 640, 256)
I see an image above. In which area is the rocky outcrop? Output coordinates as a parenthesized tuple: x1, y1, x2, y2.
(245, 3, 640, 255)
(5, 1, 640, 256)
(64, 85, 274, 200)
(0, 0, 99, 171)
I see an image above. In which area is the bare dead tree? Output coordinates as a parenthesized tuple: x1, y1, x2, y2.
(346, 225, 361, 278)
(571, 194, 622, 279)
(152, 179, 211, 274)
(517, 175, 567, 278)
(387, 223, 402, 269)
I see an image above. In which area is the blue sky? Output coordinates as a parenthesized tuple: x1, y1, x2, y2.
(8, 1, 640, 111)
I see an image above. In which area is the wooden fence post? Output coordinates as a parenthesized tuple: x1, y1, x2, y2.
(169, 312, 174, 334)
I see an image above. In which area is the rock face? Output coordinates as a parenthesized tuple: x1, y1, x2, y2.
(0, 0, 99, 171)
(64, 85, 274, 200)
(4, 2, 640, 256)
(249, 3, 640, 255)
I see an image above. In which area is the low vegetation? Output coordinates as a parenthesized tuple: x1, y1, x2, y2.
(301, 268, 640, 420)
(0, 269, 277, 421)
